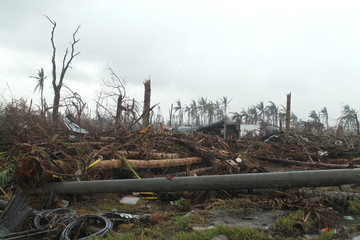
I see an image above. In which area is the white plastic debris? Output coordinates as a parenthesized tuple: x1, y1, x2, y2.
(225, 159, 238, 167)
(317, 151, 328, 156)
(63, 117, 89, 134)
(335, 140, 343, 146)
(119, 196, 140, 205)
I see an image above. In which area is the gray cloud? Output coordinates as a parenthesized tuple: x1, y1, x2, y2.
(2, 0, 360, 122)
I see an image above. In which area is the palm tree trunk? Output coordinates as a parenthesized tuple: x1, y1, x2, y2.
(94, 157, 202, 169)
(285, 93, 291, 140)
(143, 79, 151, 127)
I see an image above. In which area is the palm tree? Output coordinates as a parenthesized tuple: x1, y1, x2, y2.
(173, 100, 183, 126)
(290, 112, 298, 125)
(189, 100, 199, 126)
(320, 107, 329, 128)
(278, 105, 286, 131)
(256, 101, 265, 123)
(220, 96, 232, 120)
(214, 100, 223, 121)
(30, 68, 47, 113)
(247, 105, 258, 124)
(309, 110, 320, 123)
(240, 108, 249, 124)
(184, 104, 191, 125)
(338, 105, 359, 134)
(206, 101, 215, 124)
(266, 101, 278, 127)
(197, 97, 208, 125)
(231, 111, 243, 123)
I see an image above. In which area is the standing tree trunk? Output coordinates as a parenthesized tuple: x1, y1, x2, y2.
(355, 113, 360, 135)
(143, 79, 151, 128)
(285, 93, 291, 140)
(115, 95, 123, 131)
(45, 16, 80, 125)
(169, 103, 173, 126)
(52, 86, 61, 123)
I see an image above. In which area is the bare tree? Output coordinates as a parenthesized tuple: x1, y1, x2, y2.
(104, 67, 126, 130)
(62, 85, 88, 124)
(45, 16, 80, 124)
(94, 67, 138, 131)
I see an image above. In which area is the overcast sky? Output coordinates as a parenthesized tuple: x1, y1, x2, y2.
(1, 0, 360, 124)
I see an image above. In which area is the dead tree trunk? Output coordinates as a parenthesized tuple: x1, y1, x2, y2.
(143, 79, 151, 128)
(169, 103, 173, 126)
(115, 95, 123, 131)
(45, 16, 80, 125)
(355, 113, 360, 135)
(94, 157, 202, 170)
(285, 93, 291, 140)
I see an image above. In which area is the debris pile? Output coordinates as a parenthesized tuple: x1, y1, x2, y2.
(2, 117, 360, 239)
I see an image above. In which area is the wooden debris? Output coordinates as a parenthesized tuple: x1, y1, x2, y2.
(93, 157, 202, 170)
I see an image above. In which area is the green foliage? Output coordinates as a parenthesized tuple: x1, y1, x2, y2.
(89, 233, 152, 240)
(176, 197, 191, 211)
(314, 231, 336, 240)
(174, 225, 273, 240)
(347, 200, 360, 214)
(275, 211, 316, 234)
(171, 213, 205, 231)
(208, 198, 246, 213)
(0, 152, 14, 187)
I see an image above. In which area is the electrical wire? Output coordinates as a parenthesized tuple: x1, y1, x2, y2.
(33, 208, 76, 229)
(59, 214, 113, 240)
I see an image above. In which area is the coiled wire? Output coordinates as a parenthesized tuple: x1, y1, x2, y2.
(33, 208, 76, 229)
(59, 214, 113, 240)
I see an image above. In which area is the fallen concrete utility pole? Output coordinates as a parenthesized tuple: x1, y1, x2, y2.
(28, 168, 360, 195)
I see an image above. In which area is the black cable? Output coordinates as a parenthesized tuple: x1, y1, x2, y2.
(60, 214, 113, 240)
(33, 208, 76, 229)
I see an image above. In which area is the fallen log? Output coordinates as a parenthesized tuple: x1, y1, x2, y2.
(28, 168, 360, 195)
(89, 150, 181, 159)
(258, 156, 360, 169)
(94, 157, 202, 169)
(67, 142, 107, 146)
(116, 151, 180, 159)
(166, 166, 215, 177)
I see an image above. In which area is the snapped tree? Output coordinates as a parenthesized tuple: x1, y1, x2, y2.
(45, 16, 80, 124)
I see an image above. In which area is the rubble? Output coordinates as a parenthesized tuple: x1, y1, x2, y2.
(2, 114, 360, 239)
